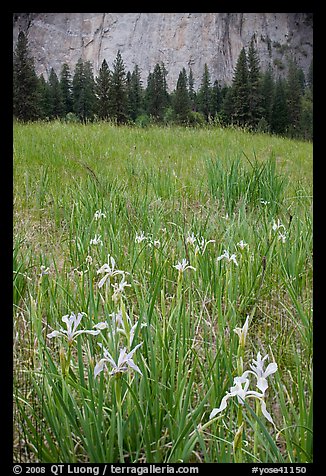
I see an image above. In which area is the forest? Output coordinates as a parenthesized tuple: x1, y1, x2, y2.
(13, 31, 313, 140)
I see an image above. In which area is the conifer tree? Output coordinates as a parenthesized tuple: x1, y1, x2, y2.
(220, 85, 234, 125)
(231, 48, 250, 126)
(37, 74, 51, 119)
(286, 58, 303, 135)
(72, 59, 96, 122)
(95, 59, 111, 120)
(271, 78, 289, 135)
(145, 63, 169, 120)
(247, 36, 262, 128)
(110, 50, 128, 124)
(260, 67, 275, 129)
(188, 68, 197, 111)
(60, 63, 73, 115)
(197, 63, 212, 121)
(128, 65, 143, 121)
(48, 68, 65, 119)
(173, 68, 190, 124)
(13, 31, 40, 121)
(211, 79, 222, 117)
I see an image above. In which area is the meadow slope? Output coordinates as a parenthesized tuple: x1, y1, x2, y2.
(13, 122, 313, 463)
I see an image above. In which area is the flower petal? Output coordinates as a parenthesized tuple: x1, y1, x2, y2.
(260, 399, 274, 424)
(98, 274, 109, 288)
(264, 362, 278, 378)
(94, 359, 106, 378)
(127, 358, 143, 375)
(47, 330, 63, 339)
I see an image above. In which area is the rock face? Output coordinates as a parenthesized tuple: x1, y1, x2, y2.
(13, 13, 313, 89)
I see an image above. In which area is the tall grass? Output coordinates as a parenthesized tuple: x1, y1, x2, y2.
(13, 122, 312, 463)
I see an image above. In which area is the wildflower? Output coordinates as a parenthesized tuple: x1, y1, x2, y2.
(94, 342, 143, 377)
(47, 312, 100, 344)
(85, 255, 93, 265)
(186, 232, 197, 246)
(94, 209, 106, 220)
(173, 258, 196, 273)
(153, 240, 161, 248)
(260, 199, 270, 206)
(90, 234, 103, 246)
(39, 265, 50, 277)
(112, 276, 131, 302)
(217, 250, 238, 266)
(94, 309, 130, 332)
(247, 352, 278, 394)
(233, 315, 250, 348)
(209, 374, 274, 423)
(278, 231, 287, 243)
(237, 240, 248, 250)
(272, 219, 285, 231)
(97, 254, 124, 288)
(135, 231, 147, 243)
(195, 236, 216, 255)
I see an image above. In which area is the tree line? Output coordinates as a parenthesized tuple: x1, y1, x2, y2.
(13, 31, 313, 139)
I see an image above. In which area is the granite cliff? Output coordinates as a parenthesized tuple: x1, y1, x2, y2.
(13, 13, 313, 88)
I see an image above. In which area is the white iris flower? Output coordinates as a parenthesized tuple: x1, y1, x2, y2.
(246, 352, 278, 394)
(209, 374, 274, 424)
(97, 254, 125, 288)
(47, 312, 100, 344)
(173, 258, 196, 273)
(94, 342, 143, 377)
(217, 249, 238, 266)
(233, 316, 250, 348)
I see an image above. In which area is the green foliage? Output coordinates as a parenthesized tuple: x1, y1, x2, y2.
(60, 63, 73, 115)
(173, 68, 191, 124)
(247, 36, 263, 128)
(12, 39, 312, 141)
(232, 48, 250, 126)
(13, 31, 40, 121)
(95, 59, 111, 120)
(13, 122, 313, 463)
(197, 63, 213, 121)
(48, 68, 65, 119)
(110, 51, 128, 124)
(145, 63, 169, 120)
(127, 65, 144, 121)
(72, 59, 96, 122)
(271, 79, 289, 135)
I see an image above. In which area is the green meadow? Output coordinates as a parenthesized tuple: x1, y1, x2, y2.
(13, 122, 313, 463)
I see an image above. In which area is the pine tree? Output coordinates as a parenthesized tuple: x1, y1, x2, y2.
(188, 68, 197, 111)
(128, 65, 143, 121)
(211, 79, 222, 117)
(173, 68, 190, 124)
(37, 74, 51, 119)
(95, 59, 111, 120)
(286, 58, 303, 135)
(48, 68, 65, 119)
(271, 78, 289, 135)
(145, 63, 169, 120)
(72, 59, 96, 122)
(232, 48, 250, 126)
(220, 86, 234, 125)
(197, 63, 212, 121)
(247, 36, 262, 128)
(110, 50, 128, 124)
(13, 31, 40, 121)
(260, 67, 275, 129)
(60, 63, 73, 115)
